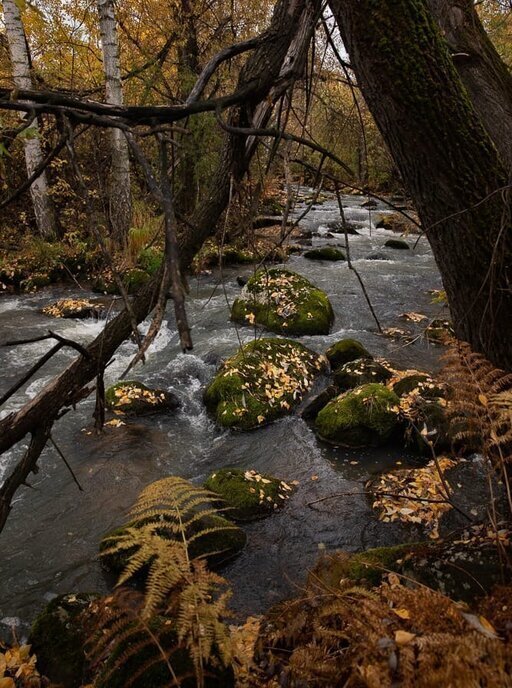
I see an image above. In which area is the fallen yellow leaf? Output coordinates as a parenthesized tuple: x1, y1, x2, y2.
(395, 630, 416, 645)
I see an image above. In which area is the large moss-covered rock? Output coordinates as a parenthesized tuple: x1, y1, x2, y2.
(106, 381, 179, 416)
(393, 372, 445, 398)
(231, 269, 334, 336)
(384, 238, 410, 250)
(100, 512, 246, 578)
(425, 318, 454, 345)
(30, 593, 97, 688)
(403, 396, 452, 454)
(304, 247, 345, 262)
(93, 268, 151, 295)
(325, 338, 372, 370)
(204, 338, 326, 430)
(334, 358, 392, 391)
(315, 383, 401, 447)
(92, 610, 234, 688)
(204, 468, 294, 521)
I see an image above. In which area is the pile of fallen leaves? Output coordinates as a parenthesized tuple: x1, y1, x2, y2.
(111, 384, 164, 410)
(42, 298, 100, 318)
(370, 457, 457, 539)
(0, 643, 45, 687)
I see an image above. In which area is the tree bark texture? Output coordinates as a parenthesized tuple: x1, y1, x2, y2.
(330, 0, 512, 370)
(180, 0, 321, 268)
(3, 0, 55, 239)
(427, 0, 512, 170)
(97, 0, 132, 246)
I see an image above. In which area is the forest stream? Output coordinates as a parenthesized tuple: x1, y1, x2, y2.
(0, 191, 483, 633)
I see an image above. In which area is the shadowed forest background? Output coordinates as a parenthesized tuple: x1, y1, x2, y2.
(0, 1, 511, 686)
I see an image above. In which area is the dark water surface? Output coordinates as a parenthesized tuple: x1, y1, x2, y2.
(0, 193, 450, 630)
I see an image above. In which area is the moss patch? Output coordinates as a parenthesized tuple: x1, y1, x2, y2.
(30, 592, 97, 688)
(304, 246, 346, 261)
(334, 358, 392, 391)
(231, 268, 334, 336)
(315, 383, 401, 447)
(204, 468, 295, 521)
(204, 338, 326, 430)
(325, 339, 372, 369)
(137, 247, 163, 275)
(105, 381, 179, 416)
(393, 373, 445, 398)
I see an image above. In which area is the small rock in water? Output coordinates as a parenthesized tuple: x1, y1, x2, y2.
(384, 238, 410, 250)
(365, 251, 389, 261)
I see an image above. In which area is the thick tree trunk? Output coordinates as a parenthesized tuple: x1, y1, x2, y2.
(175, 0, 201, 216)
(3, 0, 55, 239)
(330, 0, 512, 370)
(180, 0, 321, 268)
(97, 0, 131, 247)
(427, 0, 512, 170)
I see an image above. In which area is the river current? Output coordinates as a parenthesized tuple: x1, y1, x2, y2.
(0, 192, 449, 631)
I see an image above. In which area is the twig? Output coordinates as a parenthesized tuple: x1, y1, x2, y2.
(335, 184, 383, 333)
(49, 435, 84, 492)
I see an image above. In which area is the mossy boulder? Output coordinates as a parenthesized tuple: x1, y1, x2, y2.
(376, 212, 420, 235)
(393, 373, 445, 398)
(30, 593, 98, 688)
(334, 358, 392, 391)
(325, 339, 372, 369)
(137, 247, 163, 275)
(304, 246, 345, 262)
(426, 318, 454, 345)
(101, 511, 246, 577)
(327, 220, 359, 235)
(231, 268, 334, 336)
(93, 268, 151, 295)
(42, 297, 105, 319)
(20, 272, 52, 291)
(204, 468, 294, 521)
(315, 383, 401, 447)
(384, 238, 410, 250)
(204, 338, 326, 430)
(403, 396, 452, 454)
(310, 539, 509, 602)
(93, 610, 234, 688)
(106, 381, 180, 416)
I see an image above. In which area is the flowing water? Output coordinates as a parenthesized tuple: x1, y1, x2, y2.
(0, 192, 454, 631)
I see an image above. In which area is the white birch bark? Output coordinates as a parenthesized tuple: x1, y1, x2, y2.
(96, 0, 131, 246)
(3, 0, 55, 239)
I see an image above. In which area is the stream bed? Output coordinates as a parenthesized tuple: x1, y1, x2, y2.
(0, 192, 454, 631)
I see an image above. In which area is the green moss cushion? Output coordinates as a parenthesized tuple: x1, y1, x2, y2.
(304, 247, 346, 261)
(231, 268, 334, 336)
(315, 383, 401, 447)
(204, 338, 327, 430)
(105, 381, 179, 416)
(204, 468, 295, 521)
(334, 358, 392, 390)
(30, 593, 98, 688)
(325, 339, 372, 369)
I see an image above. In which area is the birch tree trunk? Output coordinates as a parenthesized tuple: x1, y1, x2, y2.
(97, 0, 131, 248)
(3, 0, 55, 239)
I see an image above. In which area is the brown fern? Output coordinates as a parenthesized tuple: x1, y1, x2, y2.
(90, 478, 235, 687)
